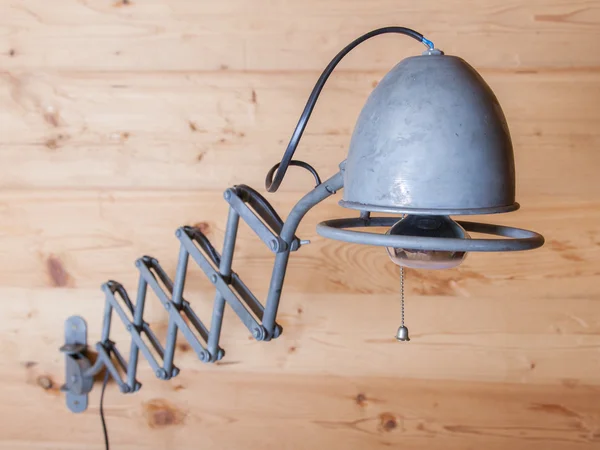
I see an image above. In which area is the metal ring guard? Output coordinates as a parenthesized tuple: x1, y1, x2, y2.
(316, 216, 545, 252)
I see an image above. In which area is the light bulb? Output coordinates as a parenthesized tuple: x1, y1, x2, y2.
(386, 215, 470, 269)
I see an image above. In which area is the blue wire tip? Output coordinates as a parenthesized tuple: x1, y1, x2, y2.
(421, 37, 435, 50)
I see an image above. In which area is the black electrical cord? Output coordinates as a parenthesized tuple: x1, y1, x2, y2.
(264, 26, 433, 193)
(266, 160, 322, 189)
(100, 356, 110, 450)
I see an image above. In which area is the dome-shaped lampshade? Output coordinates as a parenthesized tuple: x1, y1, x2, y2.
(341, 52, 517, 215)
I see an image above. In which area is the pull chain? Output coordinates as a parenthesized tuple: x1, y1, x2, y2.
(400, 267, 405, 327)
(396, 266, 410, 342)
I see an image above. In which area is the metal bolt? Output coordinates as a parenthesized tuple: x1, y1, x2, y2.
(217, 349, 225, 360)
(121, 385, 130, 394)
(126, 324, 132, 332)
(171, 367, 180, 377)
(269, 239, 279, 252)
(199, 351, 207, 362)
(165, 302, 171, 310)
(210, 274, 218, 284)
(224, 190, 231, 200)
(252, 327, 263, 340)
(175, 229, 182, 238)
(273, 324, 283, 338)
(135, 260, 141, 267)
(156, 369, 166, 379)
(71, 375, 78, 383)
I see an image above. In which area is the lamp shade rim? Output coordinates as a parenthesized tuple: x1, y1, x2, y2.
(338, 200, 520, 216)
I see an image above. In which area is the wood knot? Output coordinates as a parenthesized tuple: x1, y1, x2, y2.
(46, 255, 72, 287)
(355, 393, 367, 407)
(193, 221, 211, 235)
(44, 133, 69, 151)
(251, 89, 257, 104)
(378, 412, 397, 432)
(9, 49, 16, 57)
(143, 399, 186, 429)
(177, 342, 191, 353)
(530, 403, 580, 418)
(43, 108, 60, 127)
(37, 375, 54, 390)
(45, 138, 58, 150)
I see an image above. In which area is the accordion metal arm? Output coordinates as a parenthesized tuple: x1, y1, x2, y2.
(60, 171, 344, 412)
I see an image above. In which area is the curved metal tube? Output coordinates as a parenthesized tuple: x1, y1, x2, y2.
(261, 171, 344, 334)
(316, 216, 544, 252)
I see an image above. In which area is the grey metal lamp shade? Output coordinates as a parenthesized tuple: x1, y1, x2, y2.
(341, 52, 518, 215)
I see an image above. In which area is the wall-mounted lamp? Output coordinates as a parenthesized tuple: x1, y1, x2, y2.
(60, 27, 544, 415)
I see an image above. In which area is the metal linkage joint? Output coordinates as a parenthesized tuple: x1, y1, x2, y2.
(224, 185, 302, 253)
(60, 171, 344, 412)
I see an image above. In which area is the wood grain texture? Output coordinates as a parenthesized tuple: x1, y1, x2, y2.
(0, 70, 599, 197)
(0, 0, 599, 449)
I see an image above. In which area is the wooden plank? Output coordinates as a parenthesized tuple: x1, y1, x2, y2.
(2, 0, 600, 71)
(0, 190, 597, 298)
(1, 0, 599, 448)
(1, 328, 599, 449)
(0, 71, 599, 198)
(2, 376, 600, 450)
(2, 287, 600, 385)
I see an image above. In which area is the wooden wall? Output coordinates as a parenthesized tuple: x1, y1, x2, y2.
(1, 1, 599, 448)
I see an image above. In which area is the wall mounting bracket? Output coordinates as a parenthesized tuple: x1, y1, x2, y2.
(60, 316, 94, 413)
